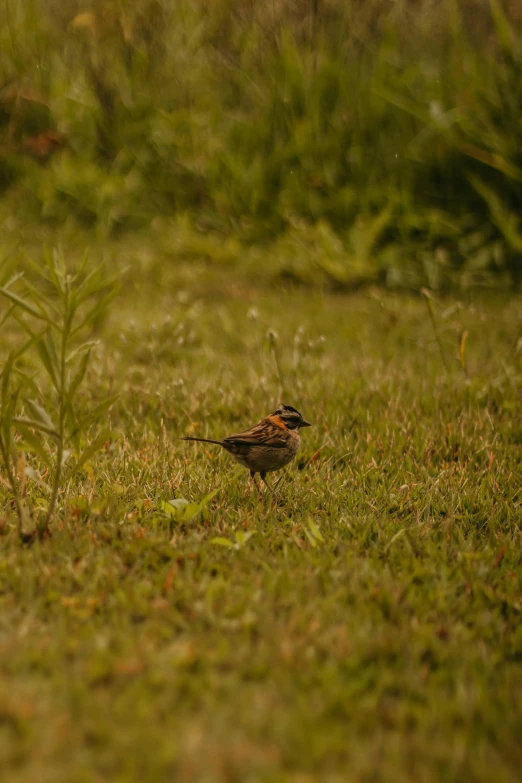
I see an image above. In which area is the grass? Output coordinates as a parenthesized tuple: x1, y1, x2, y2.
(1, 257, 521, 782)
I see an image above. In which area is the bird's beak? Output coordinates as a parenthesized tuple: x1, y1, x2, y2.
(301, 420, 311, 428)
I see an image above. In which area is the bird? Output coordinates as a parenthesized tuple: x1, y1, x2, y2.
(181, 404, 311, 492)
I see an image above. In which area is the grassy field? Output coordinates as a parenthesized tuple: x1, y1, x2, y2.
(1, 258, 521, 782)
(1, 0, 521, 777)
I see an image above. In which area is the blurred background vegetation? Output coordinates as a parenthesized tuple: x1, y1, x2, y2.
(1, 0, 521, 290)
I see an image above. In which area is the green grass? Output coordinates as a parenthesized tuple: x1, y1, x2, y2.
(1, 259, 521, 782)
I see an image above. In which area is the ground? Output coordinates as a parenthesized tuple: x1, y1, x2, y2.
(1, 265, 521, 783)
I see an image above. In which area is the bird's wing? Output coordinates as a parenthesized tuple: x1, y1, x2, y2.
(223, 428, 288, 449)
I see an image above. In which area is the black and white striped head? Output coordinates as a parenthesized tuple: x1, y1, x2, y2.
(272, 404, 311, 430)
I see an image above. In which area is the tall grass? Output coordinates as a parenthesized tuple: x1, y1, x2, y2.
(1, 0, 521, 287)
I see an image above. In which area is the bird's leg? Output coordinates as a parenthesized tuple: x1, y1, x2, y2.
(260, 472, 275, 494)
(250, 470, 263, 494)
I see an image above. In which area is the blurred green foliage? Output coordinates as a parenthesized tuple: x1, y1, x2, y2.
(1, 0, 522, 288)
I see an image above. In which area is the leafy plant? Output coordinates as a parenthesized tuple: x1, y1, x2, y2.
(0, 250, 118, 540)
(211, 531, 255, 550)
(159, 489, 220, 530)
(304, 517, 326, 548)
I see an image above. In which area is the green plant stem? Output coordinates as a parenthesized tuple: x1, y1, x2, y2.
(422, 291, 450, 374)
(42, 286, 69, 535)
(0, 433, 24, 539)
(267, 332, 286, 398)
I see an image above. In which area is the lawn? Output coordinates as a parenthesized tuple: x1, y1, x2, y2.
(1, 262, 521, 782)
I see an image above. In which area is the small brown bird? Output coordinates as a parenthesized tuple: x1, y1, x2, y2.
(181, 404, 311, 492)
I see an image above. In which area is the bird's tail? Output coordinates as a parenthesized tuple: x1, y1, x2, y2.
(181, 436, 224, 446)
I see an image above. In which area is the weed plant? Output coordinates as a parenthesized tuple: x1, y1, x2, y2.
(0, 251, 117, 539)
